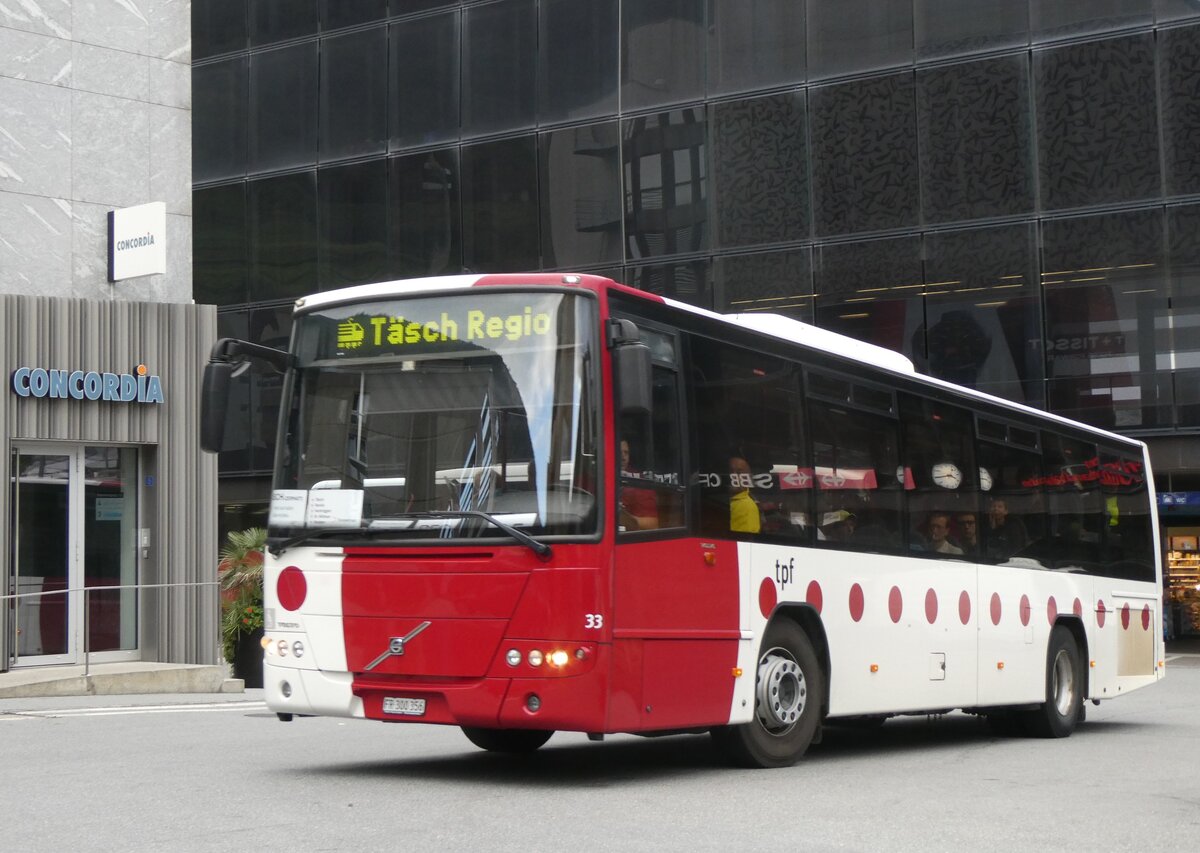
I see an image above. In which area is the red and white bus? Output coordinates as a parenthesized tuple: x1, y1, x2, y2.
(201, 273, 1164, 768)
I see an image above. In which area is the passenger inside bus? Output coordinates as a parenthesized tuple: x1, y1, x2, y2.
(923, 511, 964, 556)
(985, 497, 1029, 559)
(729, 455, 761, 533)
(956, 511, 980, 557)
(619, 439, 659, 531)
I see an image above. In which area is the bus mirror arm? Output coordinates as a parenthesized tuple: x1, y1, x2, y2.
(608, 320, 653, 416)
(200, 338, 296, 454)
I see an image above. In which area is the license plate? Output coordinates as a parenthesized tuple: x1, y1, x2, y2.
(382, 697, 426, 716)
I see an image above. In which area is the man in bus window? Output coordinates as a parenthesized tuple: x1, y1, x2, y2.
(956, 511, 980, 557)
(619, 439, 658, 531)
(985, 497, 1028, 558)
(729, 455, 761, 534)
(926, 512, 963, 555)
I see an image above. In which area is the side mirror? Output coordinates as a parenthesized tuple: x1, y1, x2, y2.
(199, 361, 236, 453)
(614, 341, 652, 416)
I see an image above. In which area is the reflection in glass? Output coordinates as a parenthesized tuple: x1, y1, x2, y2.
(462, 136, 540, 273)
(249, 42, 318, 174)
(540, 0, 618, 122)
(540, 123, 622, 269)
(194, 184, 248, 306)
(918, 225, 1042, 405)
(709, 0, 805, 94)
(84, 447, 138, 653)
(622, 0, 705, 110)
(807, 0, 912, 80)
(623, 108, 708, 259)
(193, 57, 248, 183)
(712, 92, 808, 249)
(1031, 0, 1152, 41)
(917, 56, 1033, 223)
(1042, 209, 1169, 429)
(716, 249, 814, 323)
(1161, 25, 1200, 197)
(13, 453, 70, 657)
(627, 259, 712, 308)
(810, 74, 919, 237)
(915, 0, 1028, 59)
(318, 161, 388, 289)
(813, 236, 922, 355)
(390, 12, 460, 149)
(321, 0, 386, 31)
(389, 149, 462, 277)
(463, 0, 536, 136)
(1035, 35, 1160, 211)
(320, 28, 388, 162)
(193, 0, 248, 59)
(251, 0, 318, 47)
(249, 172, 318, 302)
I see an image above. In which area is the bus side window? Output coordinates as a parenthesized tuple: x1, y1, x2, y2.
(975, 425, 1044, 565)
(1099, 447, 1154, 581)
(899, 394, 977, 558)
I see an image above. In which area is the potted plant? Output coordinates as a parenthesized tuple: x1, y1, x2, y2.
(219, 527, 267, 688)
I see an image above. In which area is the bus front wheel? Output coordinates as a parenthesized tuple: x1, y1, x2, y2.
(711, 619, 824, 768)
(461, 727, 554, 753)
(1022, 625, 1083, 738)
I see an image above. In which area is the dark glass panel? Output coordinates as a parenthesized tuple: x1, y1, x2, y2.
(248, 172, 318, 302)
(193, 0, 247, 59)
(318, 161, 388, 289)
(391, 0, 458, 13)
(193, 183, 248, 306)
(709, 0, 806, 94)
(917, 56, 1033, 223)
(812, 236, 922, 355)
(388, 148, 462, 277)
(321, 0, 386, 30)
(1035, 35, 1160, 211)
(1162, 25, 1200, 197)
(1158, 0, 1200, 21)
(919, 225, 1043, 406)
(539, 123, 622, 269)
(711, 92, 808, 249)
(807, 0, 912, 80)
(622, 0, 705, 110)
(320, 28, 387, 161)
(715, 249, 814, 322)
(461, 136, 540, 273)
(193, 57, 248, 183)
(389, 11, 460, 149)
(915, 0, 1028, 60)
(1042, 209, 1170, 430)
(540, 0, 619, 122)
(1031, 0, 1152, 40)
(463, 0, 536, 136)
(623, 108, 708, 259)
(251, 0, 318, 46)
(810, 74, 919, 237)
(249, 42, 318, 174)
(626, 259, 712, 308)
(1169, 204, 1200, 422)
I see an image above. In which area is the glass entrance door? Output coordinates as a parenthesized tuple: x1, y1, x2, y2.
(8, 445, 139, 666)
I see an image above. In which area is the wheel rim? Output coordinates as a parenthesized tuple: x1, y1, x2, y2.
(1051, 648, 1075, 717)
(756, 647, 807, 734)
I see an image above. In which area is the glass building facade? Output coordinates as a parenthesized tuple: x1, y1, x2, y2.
(192, 1, 1200, 546)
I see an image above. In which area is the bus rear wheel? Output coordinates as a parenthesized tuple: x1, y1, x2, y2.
(1021, 625, 1083, 738)
(460, 727, 554, 753)
(712, 619, 824, 768)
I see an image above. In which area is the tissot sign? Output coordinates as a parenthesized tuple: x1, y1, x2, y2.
(10, 364, 164, 404)
(108, 201, 167, 281)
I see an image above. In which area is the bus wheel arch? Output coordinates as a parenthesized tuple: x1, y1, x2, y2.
(1022, 621, 1085, 738)
(711, 611, 827, 768)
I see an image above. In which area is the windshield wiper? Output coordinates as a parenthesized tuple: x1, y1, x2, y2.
(267, 511, 552, 559)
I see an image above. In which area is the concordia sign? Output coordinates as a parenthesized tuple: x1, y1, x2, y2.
(10, 364, 164, 404)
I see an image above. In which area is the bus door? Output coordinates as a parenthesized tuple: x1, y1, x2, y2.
(610, 325, 740, 731)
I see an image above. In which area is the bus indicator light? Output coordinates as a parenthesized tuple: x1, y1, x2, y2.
(997, 662, 1005, 670)
(870, 664, 879, 673)
(732, 667, 743, 678)
(548, 650, 569, 667)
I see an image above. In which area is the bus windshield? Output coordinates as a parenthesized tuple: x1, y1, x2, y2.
(271, 290, 599, 542)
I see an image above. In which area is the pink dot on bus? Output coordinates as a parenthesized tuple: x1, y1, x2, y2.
(925, 589, 938, 624)
(1121, 603, 1131, 630)
(1047, 596, 1058, 626)
(1141, 605, 1151, 632)
(806, 580, 823, 614)
(849, 583, 865, 622)
(889, 586, 903, 623)
(1019, 594, 1031, 627)
(959, 590, 971, 625)
(990, 593, 1002, 626)
(277, 566, 307, 612)
(758, 578, 777, 619)
(1073, 598, 1083, 617)
(1097, 600, 1106, 628)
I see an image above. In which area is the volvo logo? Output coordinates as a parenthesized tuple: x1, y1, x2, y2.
(365, 621, 431, 671)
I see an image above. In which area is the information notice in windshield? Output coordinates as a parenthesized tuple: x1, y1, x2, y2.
(331, 303, 555, 357)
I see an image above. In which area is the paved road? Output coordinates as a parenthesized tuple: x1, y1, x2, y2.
(3, 654, 1198, 853)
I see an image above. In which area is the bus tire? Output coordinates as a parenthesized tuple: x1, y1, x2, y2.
(711, 619, 824, 768)
(1021, 625, 1083, 738)
(460, 727, 554, 753)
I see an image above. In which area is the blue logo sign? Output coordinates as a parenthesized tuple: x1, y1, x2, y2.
(11, 365, 164, 404)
